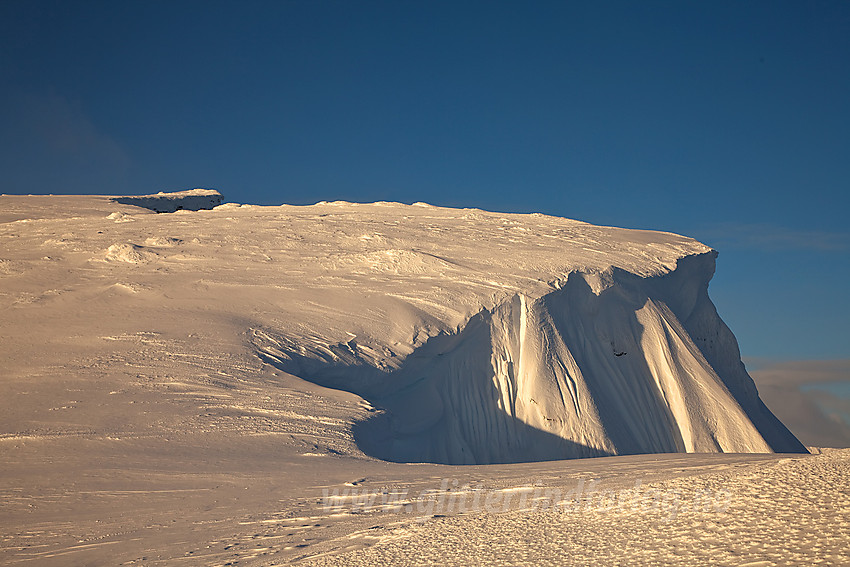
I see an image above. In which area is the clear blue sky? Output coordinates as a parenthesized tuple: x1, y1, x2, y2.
(2, 1, 848, 361)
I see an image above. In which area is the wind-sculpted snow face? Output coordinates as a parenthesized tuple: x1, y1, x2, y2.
(0, 194, 804, 465)
(255, 255, 805, 464)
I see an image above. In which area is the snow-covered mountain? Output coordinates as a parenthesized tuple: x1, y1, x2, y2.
(0, 191, 805, 466)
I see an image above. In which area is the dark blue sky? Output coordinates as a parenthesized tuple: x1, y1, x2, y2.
(2, 1, 848, 361)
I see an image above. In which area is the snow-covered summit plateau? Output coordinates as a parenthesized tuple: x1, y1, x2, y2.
(0, 192, 805, 465)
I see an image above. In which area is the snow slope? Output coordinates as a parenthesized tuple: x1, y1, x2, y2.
(0, 192, 803, 466)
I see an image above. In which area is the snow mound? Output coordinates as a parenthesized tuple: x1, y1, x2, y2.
(103, 243, 157, 264)
(107, 211, 134, 223)
(112, 188, 222, 213)
(143, 236, 182, 247)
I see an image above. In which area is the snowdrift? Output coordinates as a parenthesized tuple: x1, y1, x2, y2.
(0, 193, 805, 465)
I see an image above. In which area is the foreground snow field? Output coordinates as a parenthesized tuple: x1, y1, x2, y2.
(1, 192, 841, 565)
(303, 449, 850, 567)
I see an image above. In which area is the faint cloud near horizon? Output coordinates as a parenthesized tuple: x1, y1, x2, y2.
(694, 223, 850, 252)
(749, 359, 850, 448)
(0, 90, 131, 194)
